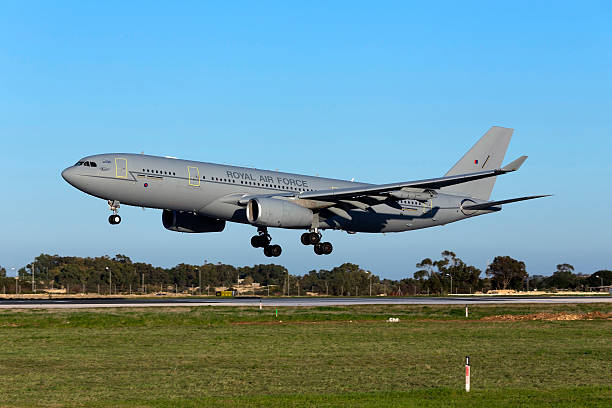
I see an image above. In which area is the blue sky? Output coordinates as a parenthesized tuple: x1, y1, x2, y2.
(1, 1, 610, 279)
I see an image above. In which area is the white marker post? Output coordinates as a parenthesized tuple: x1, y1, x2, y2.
(259, 299, 263, 310)
(465, 305, 469, 318)
(465, 356, 471, 392)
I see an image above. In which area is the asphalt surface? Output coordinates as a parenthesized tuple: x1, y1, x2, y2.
(0, 296, 610, 308)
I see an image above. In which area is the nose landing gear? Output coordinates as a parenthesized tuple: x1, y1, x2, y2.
(251, 227, 282, 257)
(108, 200, 121, 225)
(301, 231, 333, 255)
(108, 214, 121, 225)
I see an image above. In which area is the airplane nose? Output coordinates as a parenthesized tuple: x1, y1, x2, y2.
(61, 166, 76, 185)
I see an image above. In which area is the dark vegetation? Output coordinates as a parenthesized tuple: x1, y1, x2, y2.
(0, 252, 610, 295)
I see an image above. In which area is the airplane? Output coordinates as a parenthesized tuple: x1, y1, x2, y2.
(61, 126, 548, 257)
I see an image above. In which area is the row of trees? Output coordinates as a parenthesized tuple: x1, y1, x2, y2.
(0, 252, 610, 295)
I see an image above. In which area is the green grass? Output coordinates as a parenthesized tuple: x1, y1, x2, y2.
(0, 304, 610, 407)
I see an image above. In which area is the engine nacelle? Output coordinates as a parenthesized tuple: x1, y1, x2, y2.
(246, 197, 313, 228)
(162, 210, 226, 233)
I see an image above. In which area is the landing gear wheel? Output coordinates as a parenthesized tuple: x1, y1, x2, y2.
(307, 232, 321, 245)
(270, 244, 282, 257)
(263, 244, 282, 257)
(251, 236, 263, 248)
(300, 233, 310, 245)
(108, 214, 121, 225)
(314, 242, 333, 255)
(251, 234, 271, 248)
(314, 243, 324, 255)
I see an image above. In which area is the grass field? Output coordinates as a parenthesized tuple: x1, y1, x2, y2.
(1, 303, 611, 407)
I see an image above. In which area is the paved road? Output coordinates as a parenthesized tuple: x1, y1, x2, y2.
(0, 296, 610, 309)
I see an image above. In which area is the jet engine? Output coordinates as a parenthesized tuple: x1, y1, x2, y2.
(162, 210, 226, 233)
(246, 197, 313, 228)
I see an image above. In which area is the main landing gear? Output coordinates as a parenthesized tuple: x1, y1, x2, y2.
(251, 227, 282, 257)
(108, 200, 121, 225)
(301, 231, 333, 255)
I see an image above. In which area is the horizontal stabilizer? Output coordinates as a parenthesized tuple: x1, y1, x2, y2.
(501, 155, 528, 172)
(463, 195, 551, 211)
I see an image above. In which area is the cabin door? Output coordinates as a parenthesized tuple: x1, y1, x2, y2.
(115, 158, 127, 178)
(187, 166, 200, 187)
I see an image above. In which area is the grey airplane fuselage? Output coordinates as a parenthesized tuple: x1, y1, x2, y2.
(61, 153, 491, 233)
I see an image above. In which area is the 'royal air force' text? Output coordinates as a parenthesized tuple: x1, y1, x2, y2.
(226, 171, 309, 187)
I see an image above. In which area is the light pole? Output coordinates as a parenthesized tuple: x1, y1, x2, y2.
(31, 262, 35, 293)
(445, 273, 453, 294)
(105, 267, 111, 295)
(197, 268, 201, 296)
(10, 267, 17, 294)
(595, 275, 603, 289)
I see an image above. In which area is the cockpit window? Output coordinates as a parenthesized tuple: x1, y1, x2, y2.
(89, 161, 97, 167)
(75, 161, 84, 166)
(84, 161, 90, 167)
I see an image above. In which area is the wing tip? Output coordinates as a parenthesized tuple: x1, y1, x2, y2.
(502, 155, 528, 172)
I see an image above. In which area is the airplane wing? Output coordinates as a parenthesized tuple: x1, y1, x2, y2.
(296, 155, 528, 202)
(235, 156, 529, 209)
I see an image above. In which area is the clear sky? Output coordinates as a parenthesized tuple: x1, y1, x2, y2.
(1, 1, 610, 279)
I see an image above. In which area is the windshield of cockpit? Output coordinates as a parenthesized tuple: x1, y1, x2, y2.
(74, 161, 97, 167)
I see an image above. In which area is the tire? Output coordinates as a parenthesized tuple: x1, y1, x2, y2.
(109, 215, 121, 225)
(314, 243, 324, 255)
(308, 232, 321, 245)
(251, 236, 263, 248)
(322, 242, 333, 254)
(270, 244, 282, 257)
(300, 233, 310, 245)
(263, 246, 273, 257)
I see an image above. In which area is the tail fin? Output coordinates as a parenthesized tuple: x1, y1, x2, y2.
(441, 126, 513, 200)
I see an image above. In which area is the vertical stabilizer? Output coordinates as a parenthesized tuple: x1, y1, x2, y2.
(441, 126, 513, 200)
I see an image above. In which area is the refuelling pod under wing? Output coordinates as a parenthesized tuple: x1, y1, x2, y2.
(246, 197, 313, 228)
(162, 210, 226, 233)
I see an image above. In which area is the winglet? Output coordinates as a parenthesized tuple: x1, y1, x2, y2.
(501, 155, 528, 172)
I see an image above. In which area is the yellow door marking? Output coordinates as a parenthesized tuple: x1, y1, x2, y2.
(188, 166, 200, 186)
(115, 158, 128, 178)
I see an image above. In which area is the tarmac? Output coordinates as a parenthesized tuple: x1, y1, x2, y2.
(0, 295, 610, 309)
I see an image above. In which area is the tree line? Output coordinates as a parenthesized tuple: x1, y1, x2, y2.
(0, 252, 609, 295)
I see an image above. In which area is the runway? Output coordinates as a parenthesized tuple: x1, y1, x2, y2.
(0, 295, 610, 309)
